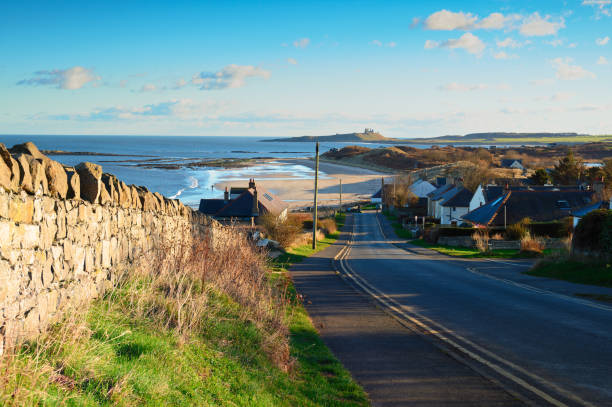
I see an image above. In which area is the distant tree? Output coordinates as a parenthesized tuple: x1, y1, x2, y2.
(550, 150, 585, 185)
(529, 169, 550, 185)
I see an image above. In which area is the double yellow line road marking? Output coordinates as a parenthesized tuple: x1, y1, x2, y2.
(332, 215, 595, 407)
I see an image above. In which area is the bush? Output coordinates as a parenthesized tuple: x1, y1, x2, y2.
(318, 218, 337, 235)
(573, 209, 612, 254)
(505, 218, 531, 240)
(527, 219, 572, 238)
(260, 213, 303, 248)
(472, 230, 490, 253)
(439, 227, 476, 237)
(520, 233, 545, 256)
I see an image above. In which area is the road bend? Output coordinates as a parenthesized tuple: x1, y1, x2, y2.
(336, 212, 612, 406)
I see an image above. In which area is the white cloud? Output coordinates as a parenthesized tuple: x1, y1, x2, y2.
(17, 66, 100, 90)
(410, 17, 421, 28)
(440, 82, 488, 92)
(497, 37, 524, 48)
(387, 41, 397, 48)
(582, 0, 612, 17)
(287, 58, 298, 65)
(598, 56, 609, 65)
(475, 12, 508, 29)
(369, 40, 383, 46)
(293, 38, 310, 48)
(173, 78, 188, 89)
(546, 39, 564, 47)
(494, 51, 518, 60)
(551, 92, 573, 102)
(520, 13, 565, 36)
(551, 57, 596, 80)
(596, 36, 610, 45)
(440, 32, 486, 55)
(568, 42, 578, 48)
(424, 40, 439, 49)
(425, 33, 485, 55)
(424, 10, 477, 30)
(192, 65, 270, 90)
(140, 83, 156, 92)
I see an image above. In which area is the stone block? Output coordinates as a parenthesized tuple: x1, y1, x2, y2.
(8, 194, 33, 224)
(45, 159, 68, 199)
(66, 168, 80, 200)
(0, 190, 8, 218)
(0, 260, 19, 304)
(101, 240, 111, 268)
(75, 162, 102, 204)
(28, 158, 48, 196)
(15, 154, 34, 194)
(8, 142, 45, 160)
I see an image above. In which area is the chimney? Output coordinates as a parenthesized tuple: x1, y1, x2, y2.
(224, 186, 229, 202)
(249, 178, 256, 189)
(252, 186, 259, 216)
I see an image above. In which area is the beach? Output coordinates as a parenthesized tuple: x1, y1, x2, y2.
(213, 158, 384, 208)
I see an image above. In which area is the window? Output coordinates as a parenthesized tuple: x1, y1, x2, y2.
(263, 193, 273, 201)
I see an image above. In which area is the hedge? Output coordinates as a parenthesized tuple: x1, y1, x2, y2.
(574, 209, 612, 253)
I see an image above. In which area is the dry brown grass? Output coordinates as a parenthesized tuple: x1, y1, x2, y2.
(520, 233, 545, 254)
(260, 213, 304, 249)
(318, 218, 337, 235)
(0, 226, 293, 405)
(472, 231, 490, 253)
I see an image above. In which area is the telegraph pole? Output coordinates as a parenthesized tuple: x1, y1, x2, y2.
(339, 178, 342, 212)
(312, 142, 319, 250)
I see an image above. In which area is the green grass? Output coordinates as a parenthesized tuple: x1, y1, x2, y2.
(381, 211, 414, 240)
(527, 260, 612, 287)
(410, 238, 548, 259)
(3, 212, 368, 407)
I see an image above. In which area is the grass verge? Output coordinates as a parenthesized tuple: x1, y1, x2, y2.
(382, 211, 413, 240)
(1, 216, 367, 407)
(410, 239, 552, 259)
(526, 260, 612, 287)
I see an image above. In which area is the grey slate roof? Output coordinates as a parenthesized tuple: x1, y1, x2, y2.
(200, 185, 288, 218)
(462, 190, 594, 226)
(441, 188, 473, 208)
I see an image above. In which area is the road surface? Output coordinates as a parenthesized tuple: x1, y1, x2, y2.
(335, 212, 612, 406)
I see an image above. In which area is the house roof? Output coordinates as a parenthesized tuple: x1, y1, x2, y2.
(462, 190, 594, 226)
(501, 159, 523, 167)
(571, 201, 610, 217)
(215, 186, 288, 218)
(199, 199, 227, 215)
(410, 179, 436, 198)
(427, 183, 455, 200)
(441, 188, 473, 208)
(199, 183, 288, 218)
(437, 186, 461, 205)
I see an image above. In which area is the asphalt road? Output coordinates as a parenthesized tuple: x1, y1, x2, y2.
(291, 215, 522, 406)
(339, 212, 612, 406)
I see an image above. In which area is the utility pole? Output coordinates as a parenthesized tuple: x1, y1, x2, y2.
(339, 178, 342, 212)
(504, 205, 507, 229)
(312, 142, 319, 250)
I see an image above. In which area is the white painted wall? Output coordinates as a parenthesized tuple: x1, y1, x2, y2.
(441, 206, 470, 225)
(469, 185, 486, 212)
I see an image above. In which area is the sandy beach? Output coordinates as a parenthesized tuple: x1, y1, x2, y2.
(213, 157, 384, 209)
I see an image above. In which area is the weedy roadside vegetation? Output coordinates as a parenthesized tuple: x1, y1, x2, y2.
(0, 220, 366, 406)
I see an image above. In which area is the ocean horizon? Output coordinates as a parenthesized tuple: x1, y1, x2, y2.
(0, 135, 404, 207)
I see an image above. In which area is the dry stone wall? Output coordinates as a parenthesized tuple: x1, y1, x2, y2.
(0, 142, 215, 355)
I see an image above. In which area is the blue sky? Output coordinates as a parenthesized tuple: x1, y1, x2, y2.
(1, 0, 611, 138)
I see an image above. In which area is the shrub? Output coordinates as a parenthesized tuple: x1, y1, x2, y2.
(318, 218, 337, 235)
(260, 213, 303, 249)
(520, 233, 545, 256)
(573, 209, 612, 254)
(472, 230, 490, 253)
(505, 218, 531, 240)
(527, 219, 572, 238)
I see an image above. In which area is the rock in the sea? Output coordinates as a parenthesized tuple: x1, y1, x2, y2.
(45, 159, 68, 199)
(75, 162, 102, 204)
(65, 168, 80, 200)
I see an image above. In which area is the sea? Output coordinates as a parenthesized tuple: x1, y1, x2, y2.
(0, 135, 417, 208)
